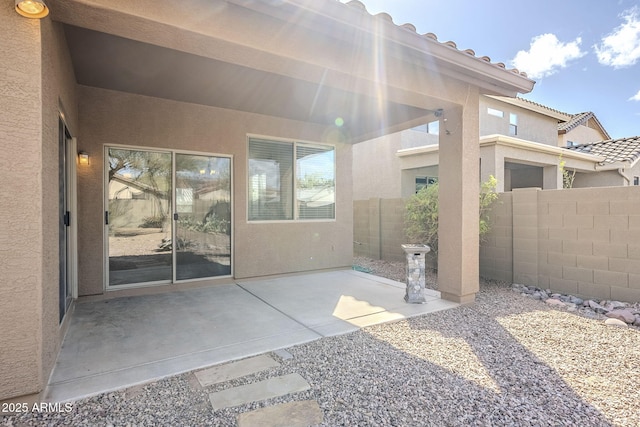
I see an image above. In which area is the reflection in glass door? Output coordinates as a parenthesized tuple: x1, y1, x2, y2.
(106, 148, 232, 288)
(175, 154, 232, 281)
(107, 148, 172, 286)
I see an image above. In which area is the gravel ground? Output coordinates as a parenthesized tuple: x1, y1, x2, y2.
(4, 258, 639, 426)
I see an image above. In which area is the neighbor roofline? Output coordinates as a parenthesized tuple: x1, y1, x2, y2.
(485, 95, 571, 121)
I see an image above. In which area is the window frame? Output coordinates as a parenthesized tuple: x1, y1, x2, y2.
(509, 113, 518, 136)
(487, 107, 504, 118)
(247, 135, 336, 223)
(415, 175, 438, 193)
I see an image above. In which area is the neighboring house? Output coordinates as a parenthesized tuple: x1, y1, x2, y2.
(566, 136, 640, 187)
(353, 94, 633, 201)
(0, 0, 533, 402)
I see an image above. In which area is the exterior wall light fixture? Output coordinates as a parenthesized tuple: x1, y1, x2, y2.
(15, 0, 49, 19)
(78, 152, 89, 166)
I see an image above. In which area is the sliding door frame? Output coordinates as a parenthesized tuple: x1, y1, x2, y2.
(104, 144, 233, 291)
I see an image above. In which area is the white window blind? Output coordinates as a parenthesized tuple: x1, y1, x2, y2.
(248, 138, 335, 221)
(248, 139, 293, 220)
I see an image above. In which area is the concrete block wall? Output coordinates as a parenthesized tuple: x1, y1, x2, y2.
(537, 187, 640, 302)
(482, 186, 640, 302)
(353, 199, 372, 258)
(480, 192, 513, 282)
(356, 187, 640, 303)
(353, 198, 406, 261)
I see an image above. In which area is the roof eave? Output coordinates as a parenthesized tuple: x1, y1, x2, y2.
(280, 0, 535, 96)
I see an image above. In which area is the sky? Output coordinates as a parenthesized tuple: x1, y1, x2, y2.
(341, 0, 640, 139)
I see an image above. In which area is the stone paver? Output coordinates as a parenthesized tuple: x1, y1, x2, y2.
(195, 355, 280, 387)
(209, 373, 310, 410)
(237, 400, 323, 427)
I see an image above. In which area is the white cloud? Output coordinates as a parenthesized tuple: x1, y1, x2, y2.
(630, 89, 640, 101)
(511, 34, 586, 79)
(594, 7, 640, 68)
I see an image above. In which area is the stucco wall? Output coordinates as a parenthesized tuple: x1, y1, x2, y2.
(562, 124, 606, 146)
(39, 18, 79, 397)
(0, 6, 44, 401)
(480, 97, 558, 146)
(573, 170, 624, 188)
(0, 8, 77, 401)
(352, 133, 403, 200)
(77, 86, 353, 295)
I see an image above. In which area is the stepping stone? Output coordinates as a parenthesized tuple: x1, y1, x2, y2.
(273, 349, 293, 360)
(195, 355, 280, 387)
(209, 373, 310, 410)
(237, 400, 323, 427)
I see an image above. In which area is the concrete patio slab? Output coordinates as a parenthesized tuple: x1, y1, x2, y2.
(45, 270, 458, 403)
(238, 270, 457, 337)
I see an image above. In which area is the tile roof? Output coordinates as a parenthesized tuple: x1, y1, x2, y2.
(510, 96, 572, 118)
(341, 0, 530, 79)
(558, 112, 611, 139)
(564, 136, 640, 165)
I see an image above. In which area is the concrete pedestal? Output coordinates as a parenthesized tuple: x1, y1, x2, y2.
(402, 244, 431, 303)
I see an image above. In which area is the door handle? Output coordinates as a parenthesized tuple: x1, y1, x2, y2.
(105, 211, 109, 225)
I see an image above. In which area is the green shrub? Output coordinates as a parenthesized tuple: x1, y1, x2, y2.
(404, 175, 499, 255)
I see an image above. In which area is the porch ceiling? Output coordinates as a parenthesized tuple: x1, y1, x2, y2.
(63, 24, 430, 142)
(53, 0, 532, 142)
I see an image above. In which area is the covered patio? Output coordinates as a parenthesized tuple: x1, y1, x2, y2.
(45, 270, 458, 402)
(2, 0, 533, 403)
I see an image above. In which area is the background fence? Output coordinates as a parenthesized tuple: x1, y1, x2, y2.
(355, 185, 640, 302)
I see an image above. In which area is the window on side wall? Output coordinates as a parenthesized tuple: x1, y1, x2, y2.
(487, 108, 504, 118)
(248, 138, 335, 221)
(634, 176, 639, 186)
(415, 176, 438, 193)
(509, 113, 518, 136)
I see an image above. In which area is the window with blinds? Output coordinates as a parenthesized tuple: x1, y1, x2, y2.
(248, 138, 335, 221)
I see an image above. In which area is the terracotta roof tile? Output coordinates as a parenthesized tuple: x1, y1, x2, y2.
(558, 112, 611, 139)
(565, 136, 640, 165)
(342, 0, 530, 78)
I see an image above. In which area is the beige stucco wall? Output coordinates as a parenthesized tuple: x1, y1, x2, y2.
(77, 86, 353, 295)
(573, 170, 624, 188)
(560, 122, 607, 146)
(0, 6, 44, 401)
(0, 10, 78, 401)
(480, 97, 558, 146)
(40, 18, 79, 397)
(352, 133, 404, 200)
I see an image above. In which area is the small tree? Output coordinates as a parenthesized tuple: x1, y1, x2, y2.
(404, 175, 499, 256)
(558, 156, 576, 189)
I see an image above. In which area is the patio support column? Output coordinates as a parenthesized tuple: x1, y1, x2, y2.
(438, 91, 480, 304)
(481, 145, 504, 192)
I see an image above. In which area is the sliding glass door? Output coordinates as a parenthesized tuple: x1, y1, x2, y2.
(175, 154, 231, 280)
(106, 147, 231, 288)
(107, 148, 173, 286)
